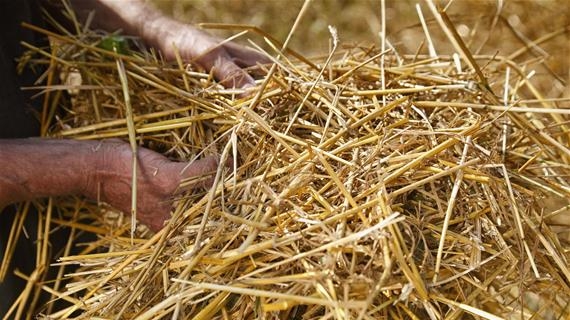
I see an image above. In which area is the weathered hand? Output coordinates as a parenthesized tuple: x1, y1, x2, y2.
(84, 140, 224, 231)
(156, 23, 270, 89)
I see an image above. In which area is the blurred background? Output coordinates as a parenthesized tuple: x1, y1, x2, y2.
(150, 0, 569, 97)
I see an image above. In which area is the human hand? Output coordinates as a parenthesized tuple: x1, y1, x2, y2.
(84, 140, 226, 231)
(153, 22, 270, 89)
(70, 0, 270, 89)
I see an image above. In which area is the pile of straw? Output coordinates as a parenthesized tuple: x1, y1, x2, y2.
(8, 2, 570, 319)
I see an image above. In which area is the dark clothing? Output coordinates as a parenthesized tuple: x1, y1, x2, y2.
(1, 0, 46, 316)
(0, 0, 44, 138)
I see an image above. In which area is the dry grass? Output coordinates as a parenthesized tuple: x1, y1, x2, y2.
(4, 1, 570, 319)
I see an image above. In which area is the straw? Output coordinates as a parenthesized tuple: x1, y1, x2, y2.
(7, 1, 570, 319)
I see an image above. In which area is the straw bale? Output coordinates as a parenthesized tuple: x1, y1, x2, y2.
(7, 2, 570, 320)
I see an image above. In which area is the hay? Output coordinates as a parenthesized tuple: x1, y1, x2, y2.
(7, 1, 570, 319)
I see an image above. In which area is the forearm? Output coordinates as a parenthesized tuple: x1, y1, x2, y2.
(0, 138, 97, 207)
(68, 0, 181, 51)
(0, 138, 222, 231)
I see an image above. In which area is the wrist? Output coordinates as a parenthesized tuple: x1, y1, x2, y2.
(145, 17, 190, 60)
(81, 140, 104, 200)
(82, 139, 130, 201)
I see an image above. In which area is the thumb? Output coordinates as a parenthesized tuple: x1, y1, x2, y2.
(211, 55, 256, 89)
(172, 155, 230, 191)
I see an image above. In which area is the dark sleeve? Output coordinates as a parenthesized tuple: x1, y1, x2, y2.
(0, 0, 45, 138)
